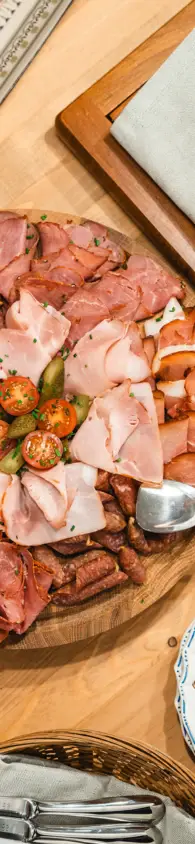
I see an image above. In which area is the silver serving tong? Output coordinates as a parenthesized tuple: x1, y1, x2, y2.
(0, 817, 162, 843)
(0, 799, 164, 827)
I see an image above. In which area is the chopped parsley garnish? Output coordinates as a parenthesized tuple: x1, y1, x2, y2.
(25, 247, 29, 254)
(26, 234, 34, 239)
(15, 568, 19, 576)
(155, 314, 163, 322)
(32, 409, 39, 419)
(55, 448, 61, 457)
(43, 302, 48, 308)
(69, 239, 74, 244)
(115, 457, 121, 463)
(70, 525, 75, 532)
(122, 262, 128, 270)
(12, 441, 21, 459)
(17, 399, 22, 405)
(39, 413, 45, 421)
(140, 598, 145, 604)
(129, 392, 134, 397)
(89, 334, 93, 339)
(33, 338, 37, 343)
(27, 223, 30, 228)
(28, 396, 34, 401)
(61, 346, 69, 361)
(0, 358, 3, 363)
(169, 306, 176, 312)
(40, 214, 47, 220)
(4, 354, 9, 358)
(73, 353, 77, 358)
(49, 458, 55, 465)
(94, 237, 100, 246)
(8, 369, 17, 375)
(84, 364, 88, 368)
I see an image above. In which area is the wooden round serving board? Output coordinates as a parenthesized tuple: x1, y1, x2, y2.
(5, 207, 195, 650)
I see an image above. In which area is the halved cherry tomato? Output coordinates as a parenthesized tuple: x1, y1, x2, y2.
(22, 431, 63, 470)
(37, 398, 77, 438)
(0, 376, 39, 417)
(0, 421, 9, 443)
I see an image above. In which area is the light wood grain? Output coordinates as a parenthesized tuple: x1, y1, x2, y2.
(0, 0, 194, 776)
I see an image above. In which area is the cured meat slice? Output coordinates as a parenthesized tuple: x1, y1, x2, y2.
(157, 380, 186, 411)
(4, 290, 70, 383)
(2, 464, 105, 545)
(125, 255, 185, 314)
(38, 222, 69, 254)
(0, 542, 25, 630)
(153, 390, 165, 424)
(64, 319, 150, 397)
(31, 248, 86, 281)
(32, 546, 67, 587)
(143, 297, 185, 338)
(22, 463, 68, 529)
(0, 216, 27, 269)
(153, 350, 195, 380)
(71, 380, 163, 485)
(13, 550, 52, 634)
(62, 287, 110, 348)
(76, 552, 115, 592)
(187, 413, 195, 452)
(159, 418, 188, 463)
(164, 453, 195, 485)
(0, 245, 37, 301)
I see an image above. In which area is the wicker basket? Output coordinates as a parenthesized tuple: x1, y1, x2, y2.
(0, 730, 194, 816)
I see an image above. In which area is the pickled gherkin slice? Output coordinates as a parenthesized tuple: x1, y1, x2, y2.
(0, 442, 24, 474)
(71, 394, 90, 425)
(39, 357, 64, 405)
(8, 413, 37, 439)
(61, 437, 72, 462)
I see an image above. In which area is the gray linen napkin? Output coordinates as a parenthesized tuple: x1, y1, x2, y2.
(111, 29, 195, 223)
(0, 756, 194, 844)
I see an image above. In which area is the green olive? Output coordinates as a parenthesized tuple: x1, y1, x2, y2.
(71, 394, 90, 425)
(7, 413, 37, 439)
(61, 437, 72, 463)
(39, 356, 64, 405)
(0, 444, 24, 474)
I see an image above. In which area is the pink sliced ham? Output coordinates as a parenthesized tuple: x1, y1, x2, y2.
(9, 270, 83, 309)
(71, 380, 163, 485)
(64, 319, 150, 397)
(38, 222, 69, 254)
(3, 290, 70, 384)
(23, 462, 68, 529)
(2, 464, 105, 546)
(0, 215, 27, 270)
(159, 418, 188, 463)
(62, 287, 110, 348)
(31, 248, 86, 281)
(125, 255, 185, 315)
(0, 244, 37, 301)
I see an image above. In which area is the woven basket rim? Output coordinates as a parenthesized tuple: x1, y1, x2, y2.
(0, 729, 194, 786)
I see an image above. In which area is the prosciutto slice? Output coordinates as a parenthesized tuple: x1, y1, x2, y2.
(2, 464, 105, 546)
(65, 319, 150, 397)
(71, 380, 163, 484)
(3, 290, 70, 383)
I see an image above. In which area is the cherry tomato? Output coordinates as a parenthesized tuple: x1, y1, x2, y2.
(0, 421, 9, 443)
(22, 431, 63, 470)
(0, 376, 39, 416)
(37, 398, 77, 438)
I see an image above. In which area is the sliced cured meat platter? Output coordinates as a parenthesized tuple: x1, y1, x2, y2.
(1, 208, 195, 651)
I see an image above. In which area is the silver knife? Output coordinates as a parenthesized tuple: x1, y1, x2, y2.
(0, 817, 163, 842)
(0, 798, 164, 826)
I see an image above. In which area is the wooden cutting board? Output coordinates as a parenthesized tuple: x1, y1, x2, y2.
(55, 2, 195, 283)
(4, 207, 195, 651)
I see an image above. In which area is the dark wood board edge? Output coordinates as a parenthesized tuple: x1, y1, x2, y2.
(55, 2, 195, 281)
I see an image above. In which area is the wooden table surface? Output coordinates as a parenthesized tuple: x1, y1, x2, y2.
(0, 0, 195, 774)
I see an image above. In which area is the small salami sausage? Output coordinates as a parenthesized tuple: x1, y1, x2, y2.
(49, 536, 102, 556)
(144, 531, 180, 553)
(104, 498, 127, 521)
(76, 553, 115, 592)
(104, 511, 126, 532)
(95, 469, 111, 492)
(128, 518, 179, 555)
(92, 529, 126, 552)
(110, 475, 137, 516)
(32, 546, 67, 587)
(52, 570, 128, 605)
(119, 546, 146, 584)
(99, 491, 114, 503)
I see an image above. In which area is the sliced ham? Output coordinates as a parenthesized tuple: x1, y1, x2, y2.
(125, 255, 185, 314)
(82, 220, 107, 239)
(143, 337, 155, 368)
(22, 462, 68, 529)
(187, 413, 195, 452)
(92, 272, 141, 321)
(159, 418, 188, 463)
(185, 369, 195, 400)
(38, 222, 69, 254)
(153, 390, 165, 424)
(2, 464, 105, 546)
(164, 453, 195, 485)
(31, 248, 86, 281)
(158, 308, 195, 351)
(156, 380, 186, 411)
(69, 243, 111, 274)
(143, 297, 185, 338)
(64, 319, 150, 397)
(0, 216, 27, 270)
(10, 271, 83, 309)
(62, 286, 110, 348)
(0, 244, 38, 301)
(4, 290, 70, 383)
(71, 380, 163, 485)
(153, 350, 195, 380)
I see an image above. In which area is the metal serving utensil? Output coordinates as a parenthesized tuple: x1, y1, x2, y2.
(0, 817, 162, 843)
(136, 479, 195, 533)
(0, 798, 164, 826)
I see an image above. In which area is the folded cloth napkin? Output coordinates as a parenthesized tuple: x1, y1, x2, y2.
(111, 29, 195, 224)
(0, 754, 195, 843)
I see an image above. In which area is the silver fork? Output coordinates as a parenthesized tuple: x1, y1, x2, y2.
(0, 798, 164, 827)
